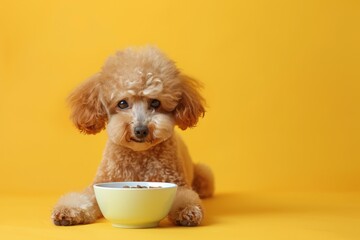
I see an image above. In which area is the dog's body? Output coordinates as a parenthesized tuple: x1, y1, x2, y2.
(52, 46, 214, 226)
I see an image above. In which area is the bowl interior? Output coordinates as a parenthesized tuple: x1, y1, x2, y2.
(94, 181, 177, 189)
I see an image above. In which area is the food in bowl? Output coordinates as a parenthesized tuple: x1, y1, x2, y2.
(93, 182, 177, 228)
(122, 185, 162, 189)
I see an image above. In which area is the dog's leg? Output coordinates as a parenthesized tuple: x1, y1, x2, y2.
(51, 186, 101, 226)
(168, 187, 204, 226)
(192, 163, 215, 198)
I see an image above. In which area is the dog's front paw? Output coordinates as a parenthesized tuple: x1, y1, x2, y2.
(52, 206, 88, 226)
(172, 205, 203, 226)
(51, 192, 98, 226)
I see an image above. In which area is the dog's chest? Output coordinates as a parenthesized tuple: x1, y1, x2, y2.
(109, 145, 184, 184)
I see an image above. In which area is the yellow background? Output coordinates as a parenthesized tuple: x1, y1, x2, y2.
(1, 0, 360, 239)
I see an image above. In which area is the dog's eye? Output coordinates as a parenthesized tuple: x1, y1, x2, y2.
(150, 99, 161, 109)
(117, 100, 129, 109)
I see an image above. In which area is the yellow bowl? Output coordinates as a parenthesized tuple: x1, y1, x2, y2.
(93, 182, 178, 228)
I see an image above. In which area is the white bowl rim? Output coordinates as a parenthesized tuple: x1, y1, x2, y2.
(93, 181, 178, 190)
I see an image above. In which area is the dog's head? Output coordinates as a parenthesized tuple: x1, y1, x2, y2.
(68, 46, 205, 151)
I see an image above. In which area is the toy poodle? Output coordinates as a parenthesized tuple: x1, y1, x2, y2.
(51, 46, 214, 227)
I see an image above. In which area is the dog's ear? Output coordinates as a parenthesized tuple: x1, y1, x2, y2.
(68, 73, 107, 134)
(174, 75, 206, 130)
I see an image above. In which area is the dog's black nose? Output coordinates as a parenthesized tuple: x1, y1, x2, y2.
(134, 125, 149, 139)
